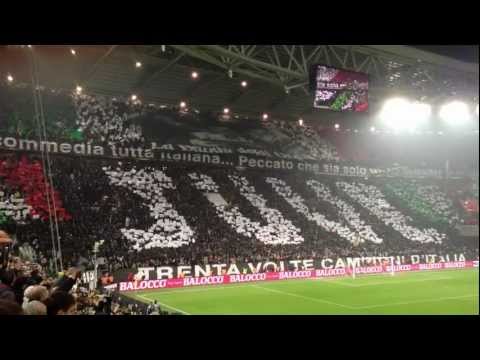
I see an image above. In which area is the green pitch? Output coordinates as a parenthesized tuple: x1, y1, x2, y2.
(129, 269, 478, 315)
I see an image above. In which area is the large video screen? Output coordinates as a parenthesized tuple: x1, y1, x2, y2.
(312, 65, 369, 112)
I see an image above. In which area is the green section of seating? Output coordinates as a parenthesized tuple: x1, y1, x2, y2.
(0, 84, 79, 140)
(383, 181, 454, 226)
(0, 210, 7, 224)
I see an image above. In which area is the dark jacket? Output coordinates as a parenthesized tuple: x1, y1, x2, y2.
(53, 276, 76, 293)
(0, 283, 16, 302)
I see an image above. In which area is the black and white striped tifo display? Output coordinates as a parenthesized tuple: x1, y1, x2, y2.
(103, 166, 447, 251)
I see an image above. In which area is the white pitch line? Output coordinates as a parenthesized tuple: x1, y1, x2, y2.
(136, 284, 258, 295)
(136, 294, 191, 315)
(354, 294, 479, 310)
(251, 284, 356, 310)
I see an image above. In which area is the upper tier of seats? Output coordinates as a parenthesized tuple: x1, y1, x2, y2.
(1, 83, 478, 171)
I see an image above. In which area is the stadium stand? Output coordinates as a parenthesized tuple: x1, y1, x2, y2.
(0, 76, 478, 315)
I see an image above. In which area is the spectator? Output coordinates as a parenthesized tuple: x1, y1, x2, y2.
(44, 291, 76, 315)
(0, 269, 15, 302)
(0, 299, 23, 315)
(11, 272, 30, 305)
(27, 268, 43, 286)
(23, 300, 47, 315)
(23, 285, 49, 304)
(147, 300, 161, 315)
(53, 268, 81, 293)
(94, 298, 108, 315)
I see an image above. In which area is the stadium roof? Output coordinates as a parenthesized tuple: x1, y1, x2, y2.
(1, 45, 478, 123)
(411, 45, 478, 63)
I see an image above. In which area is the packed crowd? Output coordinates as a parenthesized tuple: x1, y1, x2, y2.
(73, 93, 145, 146)
(3, 83, 477, 176)
(305, 179, 383, 244)
(266, 177, 354, 243)
(104, 166, 194, 250)
(0, 187, 32, 224)
(0, 156, 71, 223)
(228, 174, 304, 245)
(1, 83, 344, 163)
(188, 172, 305, 245)
(264, 119, 340, 161)
(73, 90, 343, 162)
(336, 181, 447, 244)
(0, 80, 478, 317)
(0, 255, 174, 315)
(188, 172, 267, 243)
(383, 180, 460, 226)
(0, 155, 477, 316)
(1, 152, 477, 272)
(0, 85, 478, 273)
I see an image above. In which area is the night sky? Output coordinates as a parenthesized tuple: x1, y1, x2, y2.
(411, 45, 479, 63)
